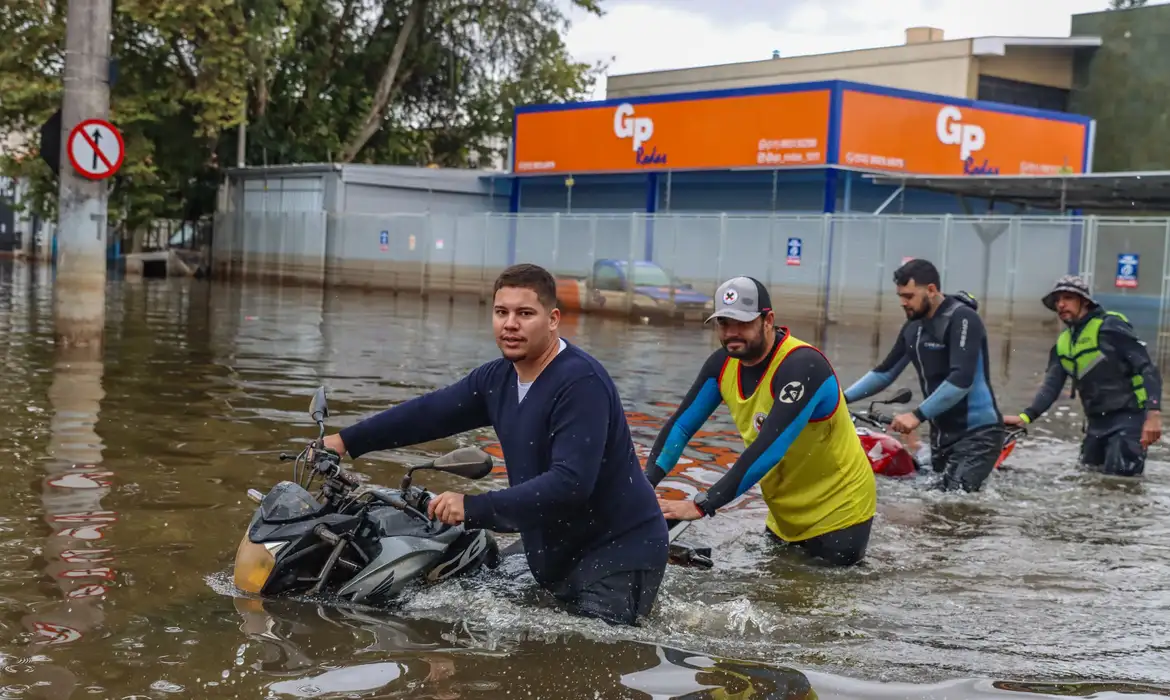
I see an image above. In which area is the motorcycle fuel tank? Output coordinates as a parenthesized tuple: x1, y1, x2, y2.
(335, 526, 463, 604)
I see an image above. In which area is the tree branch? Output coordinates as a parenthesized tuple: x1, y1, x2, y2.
(170, 37, 198, 89)
(340, 0, 426, 162)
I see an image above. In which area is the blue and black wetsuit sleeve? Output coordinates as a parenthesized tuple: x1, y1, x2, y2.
(842, 325, 911, 403)
(1099, 316, 1163, 411)
(644, 349, 727, 487)
(1021, 346, 1068, 422)
(912, 306, 985, 421)
(702, 347, 840, 512)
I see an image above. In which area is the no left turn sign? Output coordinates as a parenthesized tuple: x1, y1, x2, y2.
(67, 118, 124, 180)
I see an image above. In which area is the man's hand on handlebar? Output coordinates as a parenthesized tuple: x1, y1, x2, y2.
(321, 434, 347, 456)
(427, 492, 465, 526)
(889, 412, 921, 435)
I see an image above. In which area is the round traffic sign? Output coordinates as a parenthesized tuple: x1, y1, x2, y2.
(66, 118, 124, 180)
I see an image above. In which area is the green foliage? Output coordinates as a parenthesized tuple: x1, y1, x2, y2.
(1109, 0, 1148, 9)
(0, 0, 604, 227)
(1069, 4, 1170, 171)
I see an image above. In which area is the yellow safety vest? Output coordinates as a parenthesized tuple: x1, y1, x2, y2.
(718, 331, 876, 542)
(1055, 310, 1148, 407)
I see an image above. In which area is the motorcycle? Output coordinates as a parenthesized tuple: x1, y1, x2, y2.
(849, 388, 1026, 477)
(232, 386, 502, 606)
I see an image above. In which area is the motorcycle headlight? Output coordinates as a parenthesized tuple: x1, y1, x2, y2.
(233, 534, 286, 594)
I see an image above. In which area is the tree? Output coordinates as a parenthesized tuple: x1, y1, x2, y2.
(0, 0, 604, 234)
(1109, 0, 1148, 8)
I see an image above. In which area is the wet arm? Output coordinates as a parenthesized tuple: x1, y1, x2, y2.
(464, 374, 609, 533)
(1020, 347, 1068, 422)
(843, 330, 910, 403)
(338, 366, 492, 459)
(913, 309, 982, 421)
(1100, 321, 1163, 412)
(644, 351, 726, 486)
(701, 348, 838, 512)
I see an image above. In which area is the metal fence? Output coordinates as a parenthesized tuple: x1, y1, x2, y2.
(211, 210, 1170, 333)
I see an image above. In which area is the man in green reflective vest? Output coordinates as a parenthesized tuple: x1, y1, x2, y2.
(1004, 275, 1162, 476)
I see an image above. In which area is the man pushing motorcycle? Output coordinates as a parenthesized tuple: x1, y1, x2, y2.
(843, 258, 1005, 493)
(648, 276, 877, 567)
(319, 263, 668, 626)
(1002, 275, 1162, 476)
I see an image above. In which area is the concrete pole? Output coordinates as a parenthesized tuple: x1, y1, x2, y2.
(55, 0, 113, 348)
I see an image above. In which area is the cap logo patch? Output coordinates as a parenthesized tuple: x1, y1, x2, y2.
(723, 289, 738, 304)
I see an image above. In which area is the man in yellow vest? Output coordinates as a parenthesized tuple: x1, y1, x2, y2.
(1004, 275, 1162, 476)
(647, 276, 877, 566)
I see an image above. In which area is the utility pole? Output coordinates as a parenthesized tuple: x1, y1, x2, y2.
(55, 0, 113, 349)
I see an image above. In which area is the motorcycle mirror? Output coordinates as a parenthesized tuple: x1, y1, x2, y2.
(309, 386, 329, 423)
(429, 447, 495, 480)
(884, 388, 913, 405)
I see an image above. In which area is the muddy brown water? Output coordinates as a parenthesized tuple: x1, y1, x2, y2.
(1, 261, 1168, 699)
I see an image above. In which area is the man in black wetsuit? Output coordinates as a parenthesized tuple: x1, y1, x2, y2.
(646, 277, 876, 567)
(843, 258, 1005, 492)
(1003, 275, 1162, 476)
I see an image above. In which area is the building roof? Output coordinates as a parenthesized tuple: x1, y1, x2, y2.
(609, 34, 1102, 81)
(970, 36, 1103, 55)
(865, 171, 1170, 212)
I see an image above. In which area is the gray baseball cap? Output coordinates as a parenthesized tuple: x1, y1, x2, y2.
(706, 276, 774, 323)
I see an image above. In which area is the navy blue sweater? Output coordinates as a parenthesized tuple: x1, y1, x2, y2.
(337, 341, 668, 590)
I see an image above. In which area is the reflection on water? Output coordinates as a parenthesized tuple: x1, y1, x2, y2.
(0, 261, 1168, 699)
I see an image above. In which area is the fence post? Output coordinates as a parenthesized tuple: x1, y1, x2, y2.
(625, 213, 638, 316)
(940, 214, 953, 290)
(714, 214, 728, 297)
(1081, 216, 1095, 292)
(669, 216, 680, 307)
(817, 214, 831, 323)
(587, 215, 598, 273)
(1003, 217, 1021, 333)
(875, 217, 888, 317)
(479, 213, 491, 303)
(1159, 219, 1170, 353)
(833, 214, 848, 321)
(552, 212, 561, 273)
(420, 214, 431, 299)
(766, 213, 776, 290)
(449, 215, 459, 299)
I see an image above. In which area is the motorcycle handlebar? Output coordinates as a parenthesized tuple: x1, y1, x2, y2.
(309, 446, 361, 487)
(851, 410, 894, 429)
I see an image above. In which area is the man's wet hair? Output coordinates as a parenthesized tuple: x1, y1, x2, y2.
(893, 259, 941, 289)
(493, 263, 559, 310)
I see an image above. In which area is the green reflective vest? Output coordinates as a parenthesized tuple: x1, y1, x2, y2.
(1055, 311, 1147, 408)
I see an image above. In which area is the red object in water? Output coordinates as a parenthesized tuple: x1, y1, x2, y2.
(994, 435, 1018, 470)
(855, 428, 918, 477)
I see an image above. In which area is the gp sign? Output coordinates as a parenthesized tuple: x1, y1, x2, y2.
(613, 103, 654, 152)
(936, 106, 985, 162)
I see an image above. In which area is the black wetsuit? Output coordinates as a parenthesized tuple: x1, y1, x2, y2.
(1020, 307, 1162, 476)
(844, 294, 1005, 492)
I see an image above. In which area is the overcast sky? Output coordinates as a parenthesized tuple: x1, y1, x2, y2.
(563, 0, 1151, 99)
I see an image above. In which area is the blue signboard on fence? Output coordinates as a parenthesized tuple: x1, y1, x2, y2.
(379, 230, 389, 252)
(1116, 253, 1138, 288)
(786, 237, 802, 266)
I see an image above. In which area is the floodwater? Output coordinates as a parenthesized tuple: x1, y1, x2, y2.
(1, 260, 1169, 700)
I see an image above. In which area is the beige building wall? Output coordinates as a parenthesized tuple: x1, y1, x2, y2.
(605, 29, 1089, 103)
(606, 38, 977, 100)
(975, 46, 1075, 89)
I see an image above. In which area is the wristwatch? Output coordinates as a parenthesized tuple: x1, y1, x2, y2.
(693, 491, 715, 518)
